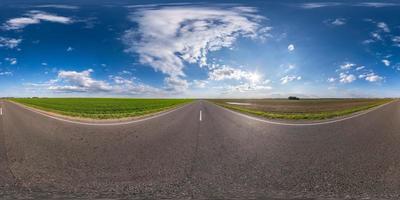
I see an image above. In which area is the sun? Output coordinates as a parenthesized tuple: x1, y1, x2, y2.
(249, 73, 261, 83)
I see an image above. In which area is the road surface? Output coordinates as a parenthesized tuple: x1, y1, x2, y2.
(1, 100, 400, 199)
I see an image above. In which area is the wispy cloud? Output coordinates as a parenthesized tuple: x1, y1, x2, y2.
(340, 62, 356, 70)
(324, 18, 346, 26)
(5, 57, 17, 65)
(34, 5, 79, 9)
(3, 10, 73, 30)
(0, 71, 13, 76)
(359, 72, 383, 82)
(299, 2, 400, 9)
(299, 2, 342, 9)
(382, 59, 390, 66)
(122, 5, 269, 93)
(280, 75, 301, 84)
(356, 2, 400, 7)
(0, 37, 22, 49)
(377, 22, 390, 33)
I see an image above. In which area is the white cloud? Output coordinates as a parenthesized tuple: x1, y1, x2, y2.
(122, 6, 269, 92)
(191, 80, 208, 88)
(0, 37, 22, 49)
(0, 71, 12, 76)
(5, 57, 17, 65)
(377, 22, 390, 33)
(3, 11, 72, 30)
(35, 5, 79, 9)
(330, 18, 346, 26)
(339, 73, 356, 83)
(50, 69, 112, 92)
(280, 75, 301, 84)
(359, 72, 383, 82)
(217, 81, 272, 93)
(382, 59, 390, 66)
(67, 46, 73, 51)
(371, 32, 382, 41)
(299, 3, 342, 9)
(340, 62, 356, 70)
(288, 44, 295, 51)
(208, 65, 257, 81)
(357, 2, 400, 7)
(392, 36, 400, 47)
(164, 76, 189, 93)
(284, 64, 296, 73)
(355, 66, 365, 71)
(44, 69, 161, 95)
(327, 77, 336, 83)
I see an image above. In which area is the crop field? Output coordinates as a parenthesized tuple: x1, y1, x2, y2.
(210, 98, 393, 120)
(11, 98, 192, 119)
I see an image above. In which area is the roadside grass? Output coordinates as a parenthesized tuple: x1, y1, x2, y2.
(213, 99, 393, 120)
(10, 98, 192, 119)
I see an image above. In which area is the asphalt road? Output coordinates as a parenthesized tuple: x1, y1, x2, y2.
(1, 100, 400, 199)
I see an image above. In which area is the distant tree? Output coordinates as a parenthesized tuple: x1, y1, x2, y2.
(288, 96, 300, 100)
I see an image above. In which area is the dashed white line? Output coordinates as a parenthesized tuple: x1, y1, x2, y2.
(199, 110, 202, 121)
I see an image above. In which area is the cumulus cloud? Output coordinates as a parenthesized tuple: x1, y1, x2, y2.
(3, 10, 73, 30)
(208, 65, 257, 81)
(339, 73, 356, 83)
(164, 76, 189, 93)
(340, 62, 356, 70)
(382, 59, 390, 66)
(191, 80, 208, 88)
(287, 44, 295, 51)
(122, 5, 269, 92)
(49, 69, 112, 92)
(41, 69, 161, 95)
(0, 37, 22, 49)
(280, 75, 301, 84)
(359, 72, 383, 82)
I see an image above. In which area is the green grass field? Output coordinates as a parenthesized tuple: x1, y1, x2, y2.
(11, 98, 192, 119)
(210, 98, 393, 120)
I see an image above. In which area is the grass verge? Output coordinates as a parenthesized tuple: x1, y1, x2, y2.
(214, 99, 392, 120)
(10, 98, 192, 119)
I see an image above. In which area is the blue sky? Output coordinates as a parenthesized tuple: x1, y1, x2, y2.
(0, 1, 400, 98)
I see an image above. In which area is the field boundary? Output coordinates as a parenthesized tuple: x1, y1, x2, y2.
(7, 100, 193, 126)
(210, 100, 396, 126)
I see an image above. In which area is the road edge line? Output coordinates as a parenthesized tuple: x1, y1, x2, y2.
(209, 100, 397, 126)
(6, 100, 194, 126)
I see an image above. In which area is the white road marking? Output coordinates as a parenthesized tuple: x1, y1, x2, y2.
(8, 101, 193, 126)
(216, 100, 396, 126)
(0, 107, 2, 116)
(199, 110, 202, 121)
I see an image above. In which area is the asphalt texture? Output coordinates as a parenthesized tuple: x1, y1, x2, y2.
(0, 100, 400, 199)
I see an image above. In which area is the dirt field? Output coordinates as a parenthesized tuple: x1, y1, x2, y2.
(209, 98, 393, 120)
